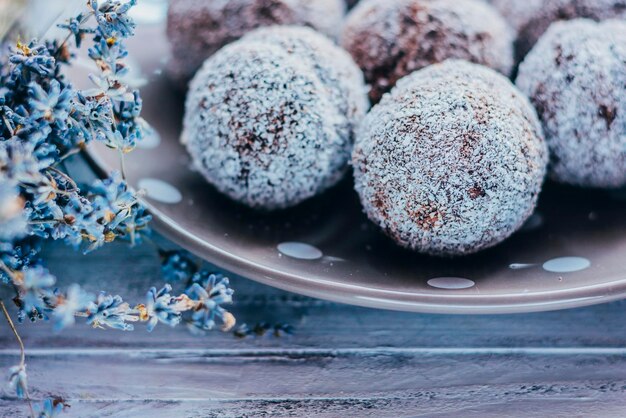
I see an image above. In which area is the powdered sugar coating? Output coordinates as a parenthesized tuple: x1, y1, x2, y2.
(342, 0, 514, 102)
(183, 26, 368, 210)
(166, 0, 346, 87)
(353, 60, 548, 256)
(516, 19, 626, 188)
(490, 0, 626, 61)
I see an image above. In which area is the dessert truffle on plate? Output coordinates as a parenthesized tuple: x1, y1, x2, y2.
(353, 60, 548, 256)
(342, 0, 514, 102)
(516, 19, 626, 188)
(166, 0, 346, 87)
(182, 26, 368, 210)
(490, 0, 626, 61)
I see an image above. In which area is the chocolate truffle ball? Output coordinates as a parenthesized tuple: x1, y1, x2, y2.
(490, 0, 626, 61)
(167, 0, 346, 87)
(353, 60, 548, 256)
(183, 26, 369, 210)
(516, 19, 626, 188)
(342, 0, 515, 102)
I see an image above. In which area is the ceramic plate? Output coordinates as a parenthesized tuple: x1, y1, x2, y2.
(83, 21, 626, 314)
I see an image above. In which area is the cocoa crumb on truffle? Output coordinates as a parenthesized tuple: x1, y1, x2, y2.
(516, 19, 626, 188)
(182, 26, 369, 210)
(342, 0, 514, 102)
(166, 0, 346, 88)
(353, 60, 548, 256)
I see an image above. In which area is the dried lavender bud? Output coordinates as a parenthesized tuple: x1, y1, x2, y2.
(516, 19, 626, 188)
(166, 0, 346, 88)
(342, 0, 514, 102)
(353, 60, 548, 256)
(182, 26, 368, 210)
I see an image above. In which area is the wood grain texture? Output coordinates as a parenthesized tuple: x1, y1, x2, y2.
(2, 239, 626, 417)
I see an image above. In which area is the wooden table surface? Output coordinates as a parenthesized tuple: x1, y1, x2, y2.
(2, 237, 626, 417)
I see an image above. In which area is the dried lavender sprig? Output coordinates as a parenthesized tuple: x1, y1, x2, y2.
(1, 1, 237, 411)
(1, 300, 34, 417)
(2, 258, 235, 333)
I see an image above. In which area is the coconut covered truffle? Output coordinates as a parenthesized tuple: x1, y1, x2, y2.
(353, 60, 548, 256)
(342, 0, 514, 102)
(490, 0, 626, 61)
(516, 19, 626, 188)
(166, 0, 346, 87)
(183, 26, 369, 210)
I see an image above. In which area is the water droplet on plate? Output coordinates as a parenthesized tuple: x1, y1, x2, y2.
(322, 256, 345, 263)
(138, 178, 182, 204)
(509, 263, 536, 270)
(277, 242, 323, 260)
(542, 257, 590, 273)
(427, 277, 475, 290)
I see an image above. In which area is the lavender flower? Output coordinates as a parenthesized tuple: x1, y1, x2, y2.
(9, 41, 55, 77)
(52, 194, 102, 248)
(34, 398, 66, 418)
(88, 36, 129, 77)
(0, 139, 50, 185)
(8, 364, 27, 399)
(86, 292, 137, 330)
(0, 181, 27, 241)
(142, 284, 182, 332)
(88, 171, 151, 248)
(18, 266, 56, 321)
(90, 0, 137, 39)
(84, 72, 134, 103)
(57, 14, 95, 48)
(0, 239, 40, 284)
(27, 80, 73, 125)
(71, 93, 116, 144)
(185, 273, 235, 334)
(52, 284, 93, 331)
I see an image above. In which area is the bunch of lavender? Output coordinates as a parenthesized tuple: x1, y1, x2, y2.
(0, 1, 235, 415)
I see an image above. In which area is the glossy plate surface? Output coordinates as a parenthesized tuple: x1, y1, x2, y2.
(84, 22, 626, 314)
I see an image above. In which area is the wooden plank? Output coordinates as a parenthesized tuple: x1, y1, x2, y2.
(6, 299, 626, 350)
(1, 348, 626, 417)
(3, 392, 626, 418)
